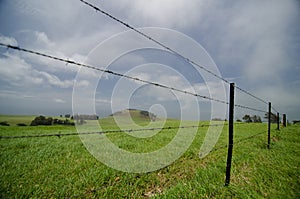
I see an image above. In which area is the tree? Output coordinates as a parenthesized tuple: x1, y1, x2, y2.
(251, 115, 262, 123)
(53, 118, 75, 126)
(264, 112, 278, 123)
(242, 115, 252, 123)
(65, 114, 71, 118)
(30, 116, 53, 126)
(140, 110, 149, 117)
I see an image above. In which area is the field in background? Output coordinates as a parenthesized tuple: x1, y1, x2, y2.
(0, 115, 299, 198)
(0, 115, 36, 126)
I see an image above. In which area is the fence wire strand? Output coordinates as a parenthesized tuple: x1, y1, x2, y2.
(0, 2, 286, 196)
(234, 104, 266, 113)
(0, 43, 229, 105)
(235, 86, 268, 105)
(0, 2, 281, 120)
(211, 130, 267, 153)
(0, 122, 266, 140)
(0, 123, 226, 139)
(79, 0, 278, 114)
(0, 43, 273, 115)
(79, 0, 230, 85)
(67, 127, 267, 198)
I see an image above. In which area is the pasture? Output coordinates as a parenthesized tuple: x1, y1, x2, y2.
(0, 115, 299, 198)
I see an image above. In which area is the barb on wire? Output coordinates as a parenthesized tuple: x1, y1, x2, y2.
(211, 130, 266, 153)
(79, 0, 230, 85)
(234, 104, 266, 113)
(80, 0, 275, 111)
(1, 43, 275, 117)
(0, 123, 227, 139)
(0, 123, 259, 140)
(235, 86, 268, 105)
(0, 43, 229, 105)
(271, 106, 280, 114)
(235, 131, 266, 144)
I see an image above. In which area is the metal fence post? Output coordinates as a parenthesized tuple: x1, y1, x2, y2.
(277, 112, 280, 130)
(225, 83, 234, 186)
(267, 102, 271, 149)
(283, 114, 286, 127)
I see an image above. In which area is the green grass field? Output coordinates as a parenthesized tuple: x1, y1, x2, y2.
(0, 115, 299, 198)
(0, 115, 36, 126)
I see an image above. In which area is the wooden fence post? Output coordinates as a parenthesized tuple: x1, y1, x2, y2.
(225, 83, 234, 186)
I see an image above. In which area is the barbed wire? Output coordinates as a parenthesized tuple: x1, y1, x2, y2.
(0, 123, 226, 139)
(235, 86, 268, 105)
(235, 86, 280, 115)
(210, 130, 266, 153)
(235, 131, 266, 144)
(0, 43, 272, 115)
(271, 106, 280, 114)
(0, 122, 264, 140)
(79, 0, 230, 85)
(79, 0, 276, 113)
(234, 104, 266, 113)
(0, 43, 228, 105)
(69, 128, 266, 199)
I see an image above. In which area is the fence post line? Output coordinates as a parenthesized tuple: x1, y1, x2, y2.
(277, 112, 280, 130)
(283, 114, 286, 127)
(225, 83, 235, 186)
(267, 102, 271, 149)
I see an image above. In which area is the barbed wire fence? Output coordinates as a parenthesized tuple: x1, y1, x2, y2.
(0, 42, 286, 187)
(0, 0, 288, 194)
(0, 43, 283, 129)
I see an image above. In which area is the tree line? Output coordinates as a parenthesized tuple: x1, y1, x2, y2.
(29, 114, 99, 126)
(30, 116, 75, 126)
(239, 112, 279, 123)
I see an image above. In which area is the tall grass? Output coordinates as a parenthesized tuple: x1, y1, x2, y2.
(0, 116, 299, 198)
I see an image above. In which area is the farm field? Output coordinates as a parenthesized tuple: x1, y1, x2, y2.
(0, 115, 299, 198)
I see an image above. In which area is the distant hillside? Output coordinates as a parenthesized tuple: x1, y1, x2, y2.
(110, 109, 157, 122)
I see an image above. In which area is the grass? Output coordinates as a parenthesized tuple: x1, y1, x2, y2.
(0, 115, 36, 126)
(0, 115, 299, 198)
(0, 115, 72, 126)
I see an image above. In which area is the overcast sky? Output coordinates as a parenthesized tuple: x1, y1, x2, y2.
(0, 0, 299, 121)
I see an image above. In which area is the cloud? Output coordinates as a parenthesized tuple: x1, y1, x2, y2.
(0, 0, 299, 120)
(34, 31, 55, 48)
(202, 1, 299, 82)
(0, 90, 37, 100)
(0, 35, 18, 46)
(95, 98, 111, 104)
(12, 30, 81, 73)
(0, 52, 42, 85)
(115, 0, 206, 28)
(37, 71, 73, 88)
(0, 52, 88, 89)
(256, 84, 300, 111)
(54, 98, 66, 103)
(1, 32, 96, 88)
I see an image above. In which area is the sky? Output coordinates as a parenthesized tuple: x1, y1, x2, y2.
(0, 0, 299, 121)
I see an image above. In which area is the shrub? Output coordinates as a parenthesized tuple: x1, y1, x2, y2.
(53, 118, 75, 126)
(0, 121, 10, 126)
(140, 110, 149, 117)
(17, 123, 27, 126)
(30, 116, 53, 126)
